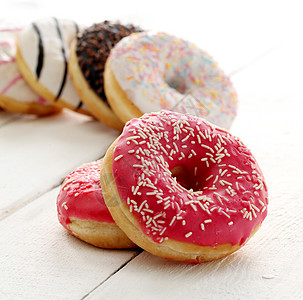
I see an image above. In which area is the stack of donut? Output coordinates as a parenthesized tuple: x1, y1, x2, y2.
(57, 110, 268, 262)
(0, 17, 268, 262)
(1, 17, 237, 131)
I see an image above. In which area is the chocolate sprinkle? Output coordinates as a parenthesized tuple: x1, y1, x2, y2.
(76, 21, 143, 102)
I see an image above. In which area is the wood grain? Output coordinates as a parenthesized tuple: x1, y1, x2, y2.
(0, 187, 138, 299)
(0, 110, 118, 220)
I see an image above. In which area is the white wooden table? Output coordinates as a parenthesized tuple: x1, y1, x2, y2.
(1, 1, 302, 299)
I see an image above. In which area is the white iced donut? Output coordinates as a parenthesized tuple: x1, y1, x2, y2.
(0, 25, 59, 115)
(105, 32, 238, 129)
(16, 17, 90, 115)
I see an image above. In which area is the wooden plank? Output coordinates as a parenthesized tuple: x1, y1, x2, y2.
(0, 187, 139, 299)
(0, 110, 118, 219)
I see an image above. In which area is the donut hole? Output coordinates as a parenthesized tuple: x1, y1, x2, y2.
(171, 164, 210, 192)
(166, 76, 188, 95)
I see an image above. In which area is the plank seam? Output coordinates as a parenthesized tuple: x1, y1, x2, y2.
(0, 154, 108, 222)
(81, 249, 143, 300)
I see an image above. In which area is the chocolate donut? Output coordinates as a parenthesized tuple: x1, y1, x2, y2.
(76, 21, 143, 102)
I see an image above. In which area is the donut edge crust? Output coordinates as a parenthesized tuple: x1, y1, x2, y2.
(68, 41, 124, 131)
(67, 217, 137, 249)
(101, 139, 261, 263)
(15, 38, 90, 116)
(104, 58, 143, 123)
(0, 93, 61, 115)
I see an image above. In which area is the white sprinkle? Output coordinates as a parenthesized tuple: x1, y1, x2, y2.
(133, 186, 139, 195)
(173, 142, 179, 152)
(182, 220, 186, 226)
(169, 216, 176, 226)
(190, 203, 197, 211)
(74, 193, 79, 197)
(63, 204, 68, 210)
(164, 203, 171, 210)
(146, 191, 157, 196)
(222, 211, 231, 218)
(213, 175, 219, 184)
(137, 200, 147, 213)
(204, 219, 212, 223)
(210, 158, 216, 164)
(181, 135, 190, 142)
(228, 221, 233, 226)
(133, 164, 143, 168)
(126, 135, 140, 141)
(159, 227, 167, 236)
(261, 206, 267, 213)
(221, 169, 228, 177)
(259, 200, 265, 206)
(222, 179, 233, 186)
(200, 223, 205, 231)
(205, 175, 213, 182)
(251, 204, 260, 212)
(191, 149, 197, 156)
(201, 144, 214, 153)
(128, 149, 135, 154)
(185, 232, 193, 238)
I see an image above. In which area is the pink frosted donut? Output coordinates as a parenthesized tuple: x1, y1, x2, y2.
(0, 25, 59, 115)
(57, 160, 136, 249)
(104, 32, 237, 129)
(101, 110, 268, 262)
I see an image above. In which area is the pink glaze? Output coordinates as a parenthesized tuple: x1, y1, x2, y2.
(0, 27, 23, 32)
(112, 110, 268, 247)
(57, 160, 114, 233)
(0, 57, 16, 66)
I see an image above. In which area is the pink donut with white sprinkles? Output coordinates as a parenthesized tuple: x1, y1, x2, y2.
(101, 110, 268, 263)
(105, 32, 237, 129)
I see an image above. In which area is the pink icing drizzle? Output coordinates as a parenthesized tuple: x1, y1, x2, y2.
(112, 110, 268, 247)
(1, 75, 22, 94)
(0, 27, 22, 32)
(0, 57, 16, 66)
(57, 160, 114, 233)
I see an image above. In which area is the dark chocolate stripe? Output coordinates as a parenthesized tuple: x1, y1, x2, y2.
(53, 17, 68, 101)
(75, 100, 83, 110)
(32, 23, 44, 79)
